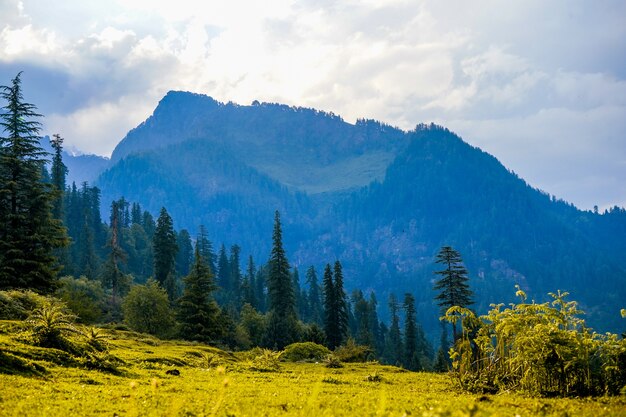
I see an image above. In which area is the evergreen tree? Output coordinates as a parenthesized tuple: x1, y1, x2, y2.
(0, 72, 68, 292)
(306, 265, 323, 326)
(130, 202, 142, 225)
(217, 244, 230, 291)
(242, 255, 257, 308)
(383, 293, 403, 366)
(403, 293, 421, 370)
(323, 261, 349, 349)
(100, 200, 128, 296)
(433, 246, 473, 341)
(255, 267, 267, 313)
(367, 292, 384, 356)
(142, 211, 155, 238)
(322, 263, 337, 348)
(49, 133, 67, 221)
(353, 290, 375, 348)
(229, 244, 242, 304)
(177, 246, 223, 342)
(153, 207, 178, 300)
(265, 210, 297, 349)
(176, 229, 193, 277)
(196, 225, 216, 273)
(333, 260, 349, 346)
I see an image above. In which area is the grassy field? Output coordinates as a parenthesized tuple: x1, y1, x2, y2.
(1, 321, 625, 417)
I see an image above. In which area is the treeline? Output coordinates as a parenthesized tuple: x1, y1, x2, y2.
(0, 73, 436, 371)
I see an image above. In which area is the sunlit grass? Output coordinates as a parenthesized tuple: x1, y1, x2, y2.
(1, 320, 624, 416)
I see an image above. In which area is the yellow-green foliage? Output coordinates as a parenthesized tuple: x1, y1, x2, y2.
(282, 342, 330, 362)
(443, 288, 626, 396)
(0, 290, 48, 320)
(1, 319, 626, 416)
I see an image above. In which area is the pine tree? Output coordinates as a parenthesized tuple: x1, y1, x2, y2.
(322, 263, 337, 348)
(433, 246, 473, 341)
(403, 293, 421, 371)
(229, 244, 242, 305)
(217, 244, 230, 291)
(242, 255, 257, 308)
(49, 134, 67, 221)
(177, 246, 223, 342)
(265, 210, 297, 349)
(153, 207, 178, 300)
(196, 225, 216, 273)
(353, 290, 375, 348)
(0, 72, 68, 292)
(130, 202, 142, 225)
(323, 261, 349, 349)
(100, 200, 128, 296)
(383, 293, 403, 366)
(367, 292, 384, 356)
(305, 266, 323, 326)
(333, 260, 349, 346)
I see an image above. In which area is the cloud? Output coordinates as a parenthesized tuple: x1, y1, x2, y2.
(0, 0, 624, 209)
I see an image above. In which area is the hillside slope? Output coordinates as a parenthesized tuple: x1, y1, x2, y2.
(97, 92, 626, 334)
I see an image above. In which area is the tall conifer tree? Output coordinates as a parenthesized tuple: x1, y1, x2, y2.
(333, 260, 349, 346)
(433, 246, 473, 341)
(383, 293, 403, 366)
(0, 72, 68, 292)
(153, 207, 178, 300)
(177, 246, 223, 342)
(265, 210, 297, 349)
(306, 266, 323, 326)
(403, 293, 421, 370)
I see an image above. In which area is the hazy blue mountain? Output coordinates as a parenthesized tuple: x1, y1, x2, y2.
(97, 91, 626, 336)
(40, 136, 109, 186)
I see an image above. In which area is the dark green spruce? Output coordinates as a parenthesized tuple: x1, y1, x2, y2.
(177, 245, 223, 342)
(0, 72, 68, 292)
(265, 210, 298, 349)
(433, 245, 473, 342)
(153, 207, 178, 300)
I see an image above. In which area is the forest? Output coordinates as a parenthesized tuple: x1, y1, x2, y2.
(1, 72, 626, 416)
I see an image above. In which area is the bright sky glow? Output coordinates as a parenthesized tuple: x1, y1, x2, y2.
(1, 0, 625, 210)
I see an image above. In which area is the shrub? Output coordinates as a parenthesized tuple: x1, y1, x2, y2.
(323, 354, 344, 369)
(56, 276, 105, 324)
(444, 288, 626, 396)
(283, 342, 330, 362)
(121, 280, 176, 339)
(334, 338, 374, 363)
(0, 290, 47, 320)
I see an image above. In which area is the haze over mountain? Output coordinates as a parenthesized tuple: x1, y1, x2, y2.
(95, 91, 626, 336)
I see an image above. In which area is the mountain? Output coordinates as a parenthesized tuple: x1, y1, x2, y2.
(40, 136, 109, 186)
(96, 91, 626, 336)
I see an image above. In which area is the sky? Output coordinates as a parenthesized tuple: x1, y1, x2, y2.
(0, 0, 624, 210)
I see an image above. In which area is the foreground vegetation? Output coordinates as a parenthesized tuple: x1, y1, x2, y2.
(1, 320, 625, 417)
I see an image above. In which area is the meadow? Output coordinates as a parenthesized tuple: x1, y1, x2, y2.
(1, 320, 625, 417)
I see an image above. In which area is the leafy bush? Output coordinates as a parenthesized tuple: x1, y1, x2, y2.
(56, 276, 105, 324)
(334, 338, 374, 363)
(444, 288, 626, 396)
(282, 342, 330, 362)
(121, 280, 176, 338)
(0, 290, 48, 320)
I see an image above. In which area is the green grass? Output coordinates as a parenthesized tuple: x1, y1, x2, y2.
(1, 320, 625, 416)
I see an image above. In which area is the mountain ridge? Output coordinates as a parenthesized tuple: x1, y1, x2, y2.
(95, 91, 626, 335)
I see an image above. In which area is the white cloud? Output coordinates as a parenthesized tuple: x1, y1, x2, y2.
(0, 0, 624, 209)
